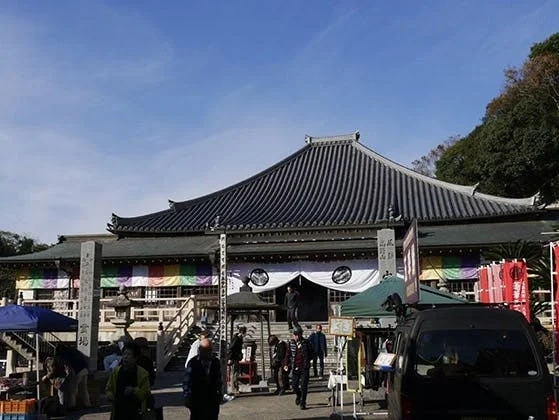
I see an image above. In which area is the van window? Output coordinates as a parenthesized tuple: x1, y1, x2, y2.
(414, 329, 538, 378)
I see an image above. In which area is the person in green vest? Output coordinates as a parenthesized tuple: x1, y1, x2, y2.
(105, 342, 151, 420)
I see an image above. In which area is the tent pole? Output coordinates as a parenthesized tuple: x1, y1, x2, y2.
(36, 332, 41, 416)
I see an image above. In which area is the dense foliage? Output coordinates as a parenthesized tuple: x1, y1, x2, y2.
(0, 231, 49, 300)
(415, 33, 559, 203)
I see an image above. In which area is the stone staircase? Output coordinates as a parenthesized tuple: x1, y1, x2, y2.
(1, 333, 35, 362)
(242, 321, 339, 378)
(166, 321, 340, 379)
(0, 332, 60, 372)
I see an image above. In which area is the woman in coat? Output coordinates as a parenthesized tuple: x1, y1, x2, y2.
(105, 342, 151, 420)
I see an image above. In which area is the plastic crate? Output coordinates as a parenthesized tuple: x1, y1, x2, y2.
(0, 399, 36, 414)
(0, 415, 37, 420)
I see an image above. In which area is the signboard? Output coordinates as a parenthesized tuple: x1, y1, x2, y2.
(374, 352, 397, 369)
(328, 316, 355, 336)
(377, 228, 396, 278)
(403, 219, 420, 304)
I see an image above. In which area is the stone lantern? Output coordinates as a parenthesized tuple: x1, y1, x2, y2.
(106, 286, 139, 342)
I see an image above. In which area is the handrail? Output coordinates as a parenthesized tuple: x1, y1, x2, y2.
(6, 332, 58, 360)
(159, 296, 197, 370)
(162, 295, 195, 332)
(23, 298, 195, 325)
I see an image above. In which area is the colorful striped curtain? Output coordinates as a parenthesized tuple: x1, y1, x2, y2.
(15, 264, 217, 290)
(419, 255, 479, 281)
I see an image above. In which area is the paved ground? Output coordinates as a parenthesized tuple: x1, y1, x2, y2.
(73, 372, 388, 420)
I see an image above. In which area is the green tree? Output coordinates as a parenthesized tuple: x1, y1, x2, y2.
(0, 231, 49, 299)
(530, 33, 559, 59)
(411, 136, 460, 177)
(435, 32, 559, 203)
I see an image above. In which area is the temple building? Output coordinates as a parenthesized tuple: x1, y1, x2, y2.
(1, 132, 557, 324)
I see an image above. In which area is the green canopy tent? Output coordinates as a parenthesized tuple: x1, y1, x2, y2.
(340, 276, 468, 318)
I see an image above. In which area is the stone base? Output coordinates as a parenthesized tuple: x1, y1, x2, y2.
(238, 381, 270, 393)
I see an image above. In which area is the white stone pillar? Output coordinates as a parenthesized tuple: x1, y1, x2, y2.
(77, 241, 102, 371)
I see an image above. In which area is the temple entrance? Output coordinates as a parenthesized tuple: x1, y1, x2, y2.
(275, 276, 328, 322)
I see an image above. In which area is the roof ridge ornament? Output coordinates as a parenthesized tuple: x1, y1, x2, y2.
(168, 200, 176, 211)
(471, 183, 480, 195)
(305, 131, 360, 145)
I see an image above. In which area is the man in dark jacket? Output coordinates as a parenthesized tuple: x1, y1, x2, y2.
(227, 326, 246, 393)
(183, 338, 223, 420)
(308, 324, 328, 378)
(268, 335, 289, 395)
(287, 327, 312, 410)
(284, 286, 301, 330)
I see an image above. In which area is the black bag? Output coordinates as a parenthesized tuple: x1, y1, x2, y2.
(306, 339, 316, 361)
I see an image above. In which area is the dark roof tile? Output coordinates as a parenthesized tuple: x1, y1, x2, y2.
(110, 134, 539, 234)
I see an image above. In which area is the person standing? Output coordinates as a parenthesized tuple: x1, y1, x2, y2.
(227, 326, 246, 394)
(309, 324, 327, 378)
(287, 327, 312, 410)
(284, 286, 301, 330)
(55, 344, 91, 409)
(184, 331, 211, 368)
(183, 338, 223, 420)
(134, 337, 156, 387)
(268, 335, 289, 395)
(105, 343, 151, 420)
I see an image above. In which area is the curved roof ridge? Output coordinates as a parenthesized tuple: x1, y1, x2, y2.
(109, 132, 542, 234)
(112, 144, 313, 224)
(305, 131, 360, 145)
(472, 191, 538, 206)
(170, 144, 311, 210)
(352, 141, 536, 207)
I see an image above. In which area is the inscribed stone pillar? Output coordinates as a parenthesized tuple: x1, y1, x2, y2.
(377, 228, 397, 278)
(77, 241, 102, 371)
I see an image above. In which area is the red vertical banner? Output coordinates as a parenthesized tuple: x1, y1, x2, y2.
(502, 261, 516, 303)
(552, 243, 559, 364)
(478, 267, 489, 303)
(492, 263, 503, 302)
(503, 260, 530, 321)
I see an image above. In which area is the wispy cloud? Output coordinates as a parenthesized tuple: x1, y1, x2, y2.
(0, 6, 312, 243)
(1, 1, 558, 244)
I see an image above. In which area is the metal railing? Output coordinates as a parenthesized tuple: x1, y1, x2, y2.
(23, 297, 195, 325)
(3, 331, 61, 362)
(157, 296, 197, 370)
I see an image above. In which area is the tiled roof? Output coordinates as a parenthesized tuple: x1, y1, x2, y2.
(109, 133, 540, 234)
(0, 236, 218, 263)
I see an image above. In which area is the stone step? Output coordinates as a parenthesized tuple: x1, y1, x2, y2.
(1, 333, 35, 360)
(166, 321, 339, 373)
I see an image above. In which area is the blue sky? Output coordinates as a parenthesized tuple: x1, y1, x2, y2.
(1, 0, 557, 243)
